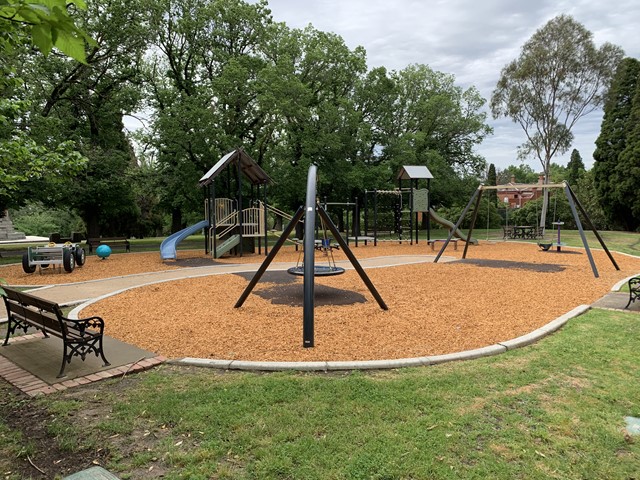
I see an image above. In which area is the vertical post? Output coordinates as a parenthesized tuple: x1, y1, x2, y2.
(427, 178, 431, 242)
(373, 189, 378, 246)
(263, 184, 269, 256)
(354, 197, 359, 247)
(303, 165, 318, 348)
(212, 182, 217, 258)
(236, 160, 243, 257)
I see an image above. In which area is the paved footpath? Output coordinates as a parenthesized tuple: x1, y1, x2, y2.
(27, 254, 445, 306)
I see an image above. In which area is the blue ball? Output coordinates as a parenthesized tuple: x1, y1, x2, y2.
(96, 244, 112, 259)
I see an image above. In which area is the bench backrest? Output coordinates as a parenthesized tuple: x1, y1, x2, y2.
(2, 287, 65, 335)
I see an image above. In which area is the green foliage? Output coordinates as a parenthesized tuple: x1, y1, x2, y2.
(11, 200, 84, 236)
(497, 164, 539, 184)
(0, 0, 94, 63)
(486, 163, 497, 205)
(566, 148, 585, 186)
(593, 57, 640, 231)
(436, 197, 502, 230)
(0, 98, 87, 211)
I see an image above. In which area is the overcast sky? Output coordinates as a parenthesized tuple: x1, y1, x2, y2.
(259, 0, 640, 172)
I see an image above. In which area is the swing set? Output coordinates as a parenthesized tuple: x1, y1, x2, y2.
(435, 181, 619, 278)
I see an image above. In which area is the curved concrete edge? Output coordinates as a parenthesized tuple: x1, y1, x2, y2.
(612, 273, 640, 292)
(168, 304, 591, 372)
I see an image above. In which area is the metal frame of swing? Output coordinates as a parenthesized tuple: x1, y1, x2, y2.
(234, 165, 388, 348)
(434, 181, 620, 279)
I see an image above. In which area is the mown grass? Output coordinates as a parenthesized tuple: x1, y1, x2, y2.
(19, 308, 636, 480)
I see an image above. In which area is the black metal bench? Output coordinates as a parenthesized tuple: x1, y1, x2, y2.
(625, 277, 640, 309)
(2, 287, 110, 377)
(86, 237, 130, 253)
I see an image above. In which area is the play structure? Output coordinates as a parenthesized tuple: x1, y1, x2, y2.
(434, 181, 620, 278)
(350, 165, 477, 247)
(235, 164, 388, 348)
(160, 149, 274, 260)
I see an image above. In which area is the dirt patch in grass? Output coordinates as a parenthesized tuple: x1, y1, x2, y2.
(67, 242, 640, 362)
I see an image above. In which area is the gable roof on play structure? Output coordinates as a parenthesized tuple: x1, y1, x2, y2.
(396, 165, 434, 180)
(198, 149, 273, 187)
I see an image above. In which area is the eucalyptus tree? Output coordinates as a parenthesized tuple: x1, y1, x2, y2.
(491, 14, 624, 229)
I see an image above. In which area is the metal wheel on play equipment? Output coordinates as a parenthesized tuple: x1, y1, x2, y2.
(75, 247, 86, 266)
(63, 249, 75, 272)
(22, 253, 36, 273)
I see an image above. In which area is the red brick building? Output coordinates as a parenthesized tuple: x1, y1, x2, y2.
(498, 174, 545, 209)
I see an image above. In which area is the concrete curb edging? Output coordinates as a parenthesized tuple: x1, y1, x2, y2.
(170, 304, 591, 372)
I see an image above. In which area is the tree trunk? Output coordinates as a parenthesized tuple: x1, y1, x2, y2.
(171, 207, 182, 234)
(539, 171, 549, 234)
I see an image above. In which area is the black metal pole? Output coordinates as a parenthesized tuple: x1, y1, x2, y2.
(434, 186, 481, 263)
(237, 162, 243, 257)
(427, 179, 431, 242)
(263, 184, 269, 256)
(303, 165, 318, 347)
(462, 188, 483, 259)
(373, 189, 378, 246)
(564, 183, 599, 278)
(317, 206, 388, 310)
(565, 184, 619, 271)
(234, 206, 304, 308)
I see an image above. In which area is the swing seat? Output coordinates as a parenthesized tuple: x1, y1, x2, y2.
(287, 265, 346, 277)
(538, 242, 553, 251)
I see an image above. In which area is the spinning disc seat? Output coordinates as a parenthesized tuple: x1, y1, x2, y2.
(287, 265, 345, 276)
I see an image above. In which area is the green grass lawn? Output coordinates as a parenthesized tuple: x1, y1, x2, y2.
(1, 309, 639, 479)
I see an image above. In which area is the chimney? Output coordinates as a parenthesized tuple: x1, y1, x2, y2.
(510, 174, 516, 184)
(538, 173, 544, 184)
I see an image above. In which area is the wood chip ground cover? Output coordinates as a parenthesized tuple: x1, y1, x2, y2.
(3, 242, 640, 362)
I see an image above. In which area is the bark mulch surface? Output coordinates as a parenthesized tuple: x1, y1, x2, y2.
(3, 242, 640, 362)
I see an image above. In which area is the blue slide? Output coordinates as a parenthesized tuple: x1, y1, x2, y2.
(160, 220, 209, 260)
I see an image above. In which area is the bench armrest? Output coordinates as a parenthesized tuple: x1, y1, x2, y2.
(61, 315, 106, 336)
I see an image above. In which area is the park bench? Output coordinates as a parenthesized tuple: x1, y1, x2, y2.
(427, 238, 459, 251)
(2, 286, 110, 378)
(86, 237, 130, 253)
(625, 276, 640, 309)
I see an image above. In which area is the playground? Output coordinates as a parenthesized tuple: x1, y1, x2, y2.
(3, 240, 640, 363)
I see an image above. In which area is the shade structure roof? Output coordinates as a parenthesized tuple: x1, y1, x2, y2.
(396, 165, 434, 180)
(198, 149, 273, 187)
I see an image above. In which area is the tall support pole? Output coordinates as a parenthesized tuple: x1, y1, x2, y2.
(427, 178, 431, 242)
(564, 183, 600, 278)
(317, 206, 388, 310)
(234, 206, 304, 308)
(212, 182, 218, 258)
(303, 165, 318, 347)
(263, 184, 269, 256)
(236, 161, 244, 257)
(462, 189, 484, 259)
(373, 190, 378, 246)
(434, 186, 482, 263)
(565, 184, 619, 271)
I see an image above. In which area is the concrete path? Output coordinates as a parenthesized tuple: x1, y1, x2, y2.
(27, 254, 444, 306)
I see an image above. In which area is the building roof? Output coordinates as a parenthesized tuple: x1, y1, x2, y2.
(198, 149, 273, 187)
(396, 165, 434, 180)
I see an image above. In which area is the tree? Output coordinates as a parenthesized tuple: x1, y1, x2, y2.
(486, 163, 497, 205)
(566, 149, 585, 186)
(593, 57, 640, 230)
(491, 14, 624, 230)
(0, 0, 91, 213)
